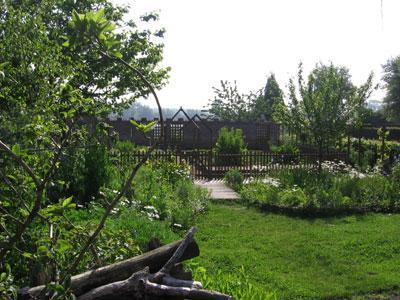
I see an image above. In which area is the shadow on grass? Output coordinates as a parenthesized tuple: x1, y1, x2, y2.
(237, 200, 397, 221)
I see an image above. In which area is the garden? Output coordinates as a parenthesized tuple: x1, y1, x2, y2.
(2, 1, 400, 299)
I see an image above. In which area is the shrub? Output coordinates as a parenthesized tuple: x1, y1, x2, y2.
(241, 182, 279, 207)
(391, 161, 400, 184)
(114, 140, 136, 152)
(224, 169, 244, 191)
(171, 180, 209, 228)
(214, 127, 246, 166)
(48, 142, 114, 206)
(350, 176, 395, 210)
(133, 161, 208, 228)
(240, 166, 400, 214)
(270, 141, 300, 163)
(81, 144, 113, 204)
(278, 188, 308, 208)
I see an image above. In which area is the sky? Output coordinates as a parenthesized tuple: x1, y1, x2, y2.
(113, 0, 400, 109)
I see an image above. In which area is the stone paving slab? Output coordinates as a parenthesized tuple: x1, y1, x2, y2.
(194, 179, 240, 200)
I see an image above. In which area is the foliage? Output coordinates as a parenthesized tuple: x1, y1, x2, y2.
(190, 264, 277, 300)
(66, 203, 179, 254)
(214, 127, 246, 155)
(214, 127, 246, 166)
(270, 141, 300, 163)
(133, 160, 208, 228)
(344, 137, 400, 171)
(382, 56, 400, 121)
(274, 63, 373, 169)
(0, 2, 169, 296)
(391, 161, 400, 184)
(195, 203, 400, 299)
(224, 169, 244, 191)
(206, 80, 261, 121)
(114, 140, 136, 152)
(0, 265, 16, 299)
(129, 119, 158, 133)
(240, 166, 400, 214)
(241, 182, 279, 207)
(1, 0, 169, 112)
(253, 73, 284, 121)
(80, 144, 113, 204)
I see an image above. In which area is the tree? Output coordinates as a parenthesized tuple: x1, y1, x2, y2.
(206, 80, 260, 121)
(0, 0, 170, 115)
(0, 2, 167, 295)
(276, 63, 373, 169)
(382, 56, 400, 121)
(253, 74, 284, 120)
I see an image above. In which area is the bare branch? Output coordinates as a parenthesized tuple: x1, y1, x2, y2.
(153, 226, 197, 282)
(145, 280, 232, 300)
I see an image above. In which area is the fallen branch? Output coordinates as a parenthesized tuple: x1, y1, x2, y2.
(19, 228, 232, 300)
(18, 238, 199, 299)
(77, 227, 231, 300)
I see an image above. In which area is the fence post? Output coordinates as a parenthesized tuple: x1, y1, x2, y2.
(381, 125, 386, 161)
(208, 150, 213, 180)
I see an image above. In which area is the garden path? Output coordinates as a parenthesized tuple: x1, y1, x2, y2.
(194, 179, 240, 200)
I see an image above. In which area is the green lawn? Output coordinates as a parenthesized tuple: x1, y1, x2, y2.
(193, 202, 400, 299)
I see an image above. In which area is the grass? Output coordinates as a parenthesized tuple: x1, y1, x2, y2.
(67, 205, 179, 250)
(193, 202, 400, 299)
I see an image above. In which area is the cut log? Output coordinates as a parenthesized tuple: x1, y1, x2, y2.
(77, 269, 231, 300)
(18, 239, 199, 299)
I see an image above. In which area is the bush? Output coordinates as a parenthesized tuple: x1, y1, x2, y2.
(270, 141, 300, 163)
(214, 127, 246, 166)
(224, 169, 244, 191)
(48, 142, 115, 206)
(133, 160, 208, 228)
(114, 140, 136, 152)
(240, 166, 400, 214)
(171, 180, 209, 228)
(241, 182, 279, 207)
(278, 188, 308, 208)
(391, 161, 400, 184)
(350, 176, 396, 210)
(81, 144, 113, 204)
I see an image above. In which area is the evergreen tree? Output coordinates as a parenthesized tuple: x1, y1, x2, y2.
(254, 73, 284, 120)
(382, 56, 400, 121)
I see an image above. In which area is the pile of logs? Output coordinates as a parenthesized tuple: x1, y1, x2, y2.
(18, 227, 231, 300)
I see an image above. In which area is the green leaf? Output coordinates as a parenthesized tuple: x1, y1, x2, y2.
(0, 272, 7, 282)
(62, 196, 73, 207)
(22, 252, 33, 259)
(130, 120, 158, 133)
(11, 144, 21, 156)
(93, 9, 105, 22)
(111, 51, 122, 59)
(56, 239, 71, 253)
(37, 245, 48, 255)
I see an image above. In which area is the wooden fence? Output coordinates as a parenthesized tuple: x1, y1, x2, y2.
(112, 150, 348, 179)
